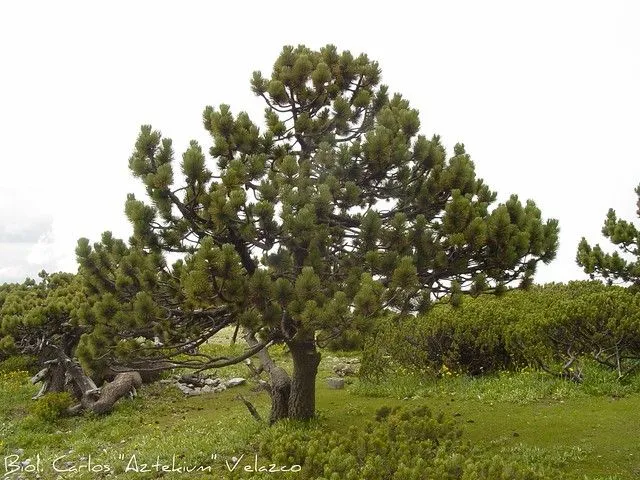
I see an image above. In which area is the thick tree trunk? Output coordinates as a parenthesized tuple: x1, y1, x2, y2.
(287, 337, 320, 421)
(58, 351, 99, 394)
(31, 361, 66, 399)
(32, 357, 142, 415)
(47, 363, 67, 393)
(243, 330, 321, 423)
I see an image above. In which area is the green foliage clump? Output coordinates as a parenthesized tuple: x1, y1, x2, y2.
(0, 272, 85, 363)
(362, 281, 640, 381)
(362, 300, 518, 379)
(257, 405, 558, 480)
(31, 392, 74, 423)
(0, 355, 38, 374)
(577, 183, 640, 289)
(74, 44, 558, 383)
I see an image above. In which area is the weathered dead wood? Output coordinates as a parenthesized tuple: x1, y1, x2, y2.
(87, 372, 143, 414)
(30, 360, 67, 399)
(30, 347, 144, 416)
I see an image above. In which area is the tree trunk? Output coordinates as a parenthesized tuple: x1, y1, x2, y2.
(287, 337, 320, 421)
(57, 350, 99, 396)
(244, 330, 291, 424)
(243, 330, 320, 423)
(268, 365, 291, 424)
(31, 361, 66, 399)
(46, 362, 67, 393)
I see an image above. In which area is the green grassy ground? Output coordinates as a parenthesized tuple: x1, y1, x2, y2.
(0, 354, 638, 479)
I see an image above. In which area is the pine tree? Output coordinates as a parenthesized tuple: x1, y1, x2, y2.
(1, 271, 164, 413)
(77, 45, 559, 421)
(577, 184, 640, 288)
(0, 271, 86, 394)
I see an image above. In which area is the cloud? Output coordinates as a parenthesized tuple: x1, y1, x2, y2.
(0, 1, 638, 288)
(0, 200, 58, 282)
(0, 218, 53, 243)
(0, 235, 73, 284)
(0, 243, 41, 283)
(0, 215, 75, 284)
(0, 264, 31, 284)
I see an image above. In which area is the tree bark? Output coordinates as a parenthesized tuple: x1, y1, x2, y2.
(30, 362, 66, 399)
(58, 351, 99, 395)
(243, 330, 321, 423)
(287, 337, 320, 421)
(86, 372, 142, 414)
(45, 348, 141, 415)
(245, 331, 291, 424)
(267, 364, 291, 424)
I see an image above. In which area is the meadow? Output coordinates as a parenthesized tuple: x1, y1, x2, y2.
(1, 346, 638, 480)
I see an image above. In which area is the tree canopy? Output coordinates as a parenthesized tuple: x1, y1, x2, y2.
(64, 44, 561, 421)
(0, 271, 84, 361)
(577, 184, 640, 289)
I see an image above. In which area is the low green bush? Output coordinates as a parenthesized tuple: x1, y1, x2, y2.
(0, 354, 38, 374)
(362, 282, 640, 381)
(256, 405, 559, 479)
(31, 392, 74, 423)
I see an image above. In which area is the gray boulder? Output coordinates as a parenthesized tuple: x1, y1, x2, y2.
(225, 377, 246, 388)
(327, 377, 345, 389)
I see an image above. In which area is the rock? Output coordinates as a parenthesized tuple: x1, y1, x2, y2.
(201, 385, 214, 393)
(225, 377, 246, 388)
(177, 384, 197, 395)
(179, 374, 206, 388)
(213, 385, 227, 393)
(327, 377, 345, 389)
(204, 378, 219, 386)
(333, 362, 359, 377)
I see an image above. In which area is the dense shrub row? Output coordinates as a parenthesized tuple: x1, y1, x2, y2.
(255, 405, 556, 480)
(362, 281, 640, 381)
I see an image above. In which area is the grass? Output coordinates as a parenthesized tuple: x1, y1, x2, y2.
(0, 353, 639, 479)
(1, 374, 270, 479)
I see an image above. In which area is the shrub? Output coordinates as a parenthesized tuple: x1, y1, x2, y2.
(362, 282, 640, 381)
(256, 405, 559, 479)
(0, 355, 38, 374)
(361, 297, 523, 378)
(31, 392, 74, 422)
(506, 283, 640, 379)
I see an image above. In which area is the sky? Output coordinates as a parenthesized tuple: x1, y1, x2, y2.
(1, 1, 639, 285)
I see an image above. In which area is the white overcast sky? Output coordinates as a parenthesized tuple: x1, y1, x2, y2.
(1, 1, 638, 284)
